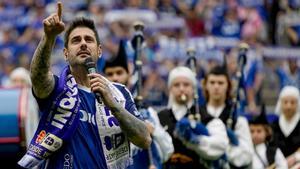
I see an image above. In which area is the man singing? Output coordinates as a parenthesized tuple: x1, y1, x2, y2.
(18, 2, 151, 169)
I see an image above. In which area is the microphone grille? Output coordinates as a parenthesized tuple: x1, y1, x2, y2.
(84, 57, 95, 69)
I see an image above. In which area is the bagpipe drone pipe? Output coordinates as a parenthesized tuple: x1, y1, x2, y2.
(129, 21, 162, 169)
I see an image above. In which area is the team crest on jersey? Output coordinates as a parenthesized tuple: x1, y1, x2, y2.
(40, 133, 63, 152)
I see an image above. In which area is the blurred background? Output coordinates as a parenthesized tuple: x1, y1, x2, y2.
(0, 0, 300, 167)
(0, 0, 299, 113)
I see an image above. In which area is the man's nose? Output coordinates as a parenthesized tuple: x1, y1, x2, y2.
(80, 41, 87, 50)
(214, 83, 220, 88)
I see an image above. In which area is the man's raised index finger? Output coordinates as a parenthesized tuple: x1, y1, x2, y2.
(57, 2, 62, 21)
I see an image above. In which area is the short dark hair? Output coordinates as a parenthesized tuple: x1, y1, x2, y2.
(203, 65, 232, 101)
(64, 17, 100, 48)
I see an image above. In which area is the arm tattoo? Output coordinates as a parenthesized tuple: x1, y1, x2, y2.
(110, 105, 151, 149)
(30, 36, 56, 99)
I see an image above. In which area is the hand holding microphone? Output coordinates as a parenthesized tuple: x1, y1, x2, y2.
(85, 58, 117, 107)
(85, 57, 103, 104)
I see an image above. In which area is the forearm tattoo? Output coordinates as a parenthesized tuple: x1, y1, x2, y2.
(30, 36, 55, 98)
(110, 105, 151, 149)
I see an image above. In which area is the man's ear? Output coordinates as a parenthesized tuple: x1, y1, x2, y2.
(63, 48, 68, 61)
(98, 44, 102, 57)
(201, 79, 205, 88)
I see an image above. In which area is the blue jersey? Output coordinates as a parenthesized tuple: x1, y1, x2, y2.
(36, 77, 141, 169)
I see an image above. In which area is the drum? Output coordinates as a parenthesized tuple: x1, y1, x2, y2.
(0, 87, 39, 163)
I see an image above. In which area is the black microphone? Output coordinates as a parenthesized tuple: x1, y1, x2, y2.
(84, 57, 103, 104)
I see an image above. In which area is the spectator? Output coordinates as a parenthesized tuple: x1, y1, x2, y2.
(211, 4, 243, 38)
(142, 64, 168, 106)
(276, 58, 300, 89)
(6, 67, 31, 88)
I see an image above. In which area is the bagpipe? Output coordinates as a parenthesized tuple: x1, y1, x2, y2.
(227, 43, 249, 129)
(130, 21, 161, 169)
(174, 47, 209, 144)
(186, 47, 201, 123)
(219, 43, 251, 169)
(131, 21, 145, 110)
(175, 43, 249, 134)
(216, 43, 249, 150)
(174, 43, 250, 168)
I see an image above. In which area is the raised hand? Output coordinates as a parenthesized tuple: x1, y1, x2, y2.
(43, 2, 65, 38)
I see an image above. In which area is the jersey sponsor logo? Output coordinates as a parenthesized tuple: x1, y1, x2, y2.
(28, 144, 43, 157)
(64, 153, 73, 169)
(104, 107, 120, 127)
(40, 133, 62, 152)
(104, 133, 125, 151)
(35, 130, 46, 144)
(79, 110, 96, 125)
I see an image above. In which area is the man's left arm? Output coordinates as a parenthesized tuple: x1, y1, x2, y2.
(109, 102, 151, 149)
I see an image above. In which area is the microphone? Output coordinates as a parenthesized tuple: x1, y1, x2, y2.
(84, 57, 103, 104)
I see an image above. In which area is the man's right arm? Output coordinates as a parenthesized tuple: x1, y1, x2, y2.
(30, 2, 65, 99)
(30, 36, 56, 99)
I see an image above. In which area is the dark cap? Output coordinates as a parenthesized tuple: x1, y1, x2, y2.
(249, 104, 269, 125)
(103, 40, 129, 72)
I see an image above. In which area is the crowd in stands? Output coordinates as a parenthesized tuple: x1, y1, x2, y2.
(0, 1, 299, 168)
(0, 0, 300, 113)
